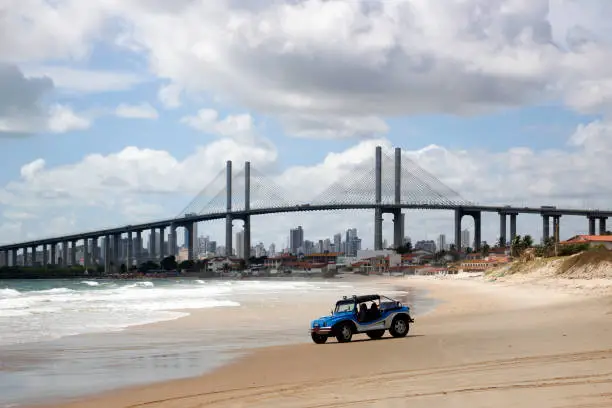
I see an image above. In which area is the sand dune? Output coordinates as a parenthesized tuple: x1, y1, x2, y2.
(40, 276, 612, 408)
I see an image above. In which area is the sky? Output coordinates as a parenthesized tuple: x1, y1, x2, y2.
(2, 0, 612, 251)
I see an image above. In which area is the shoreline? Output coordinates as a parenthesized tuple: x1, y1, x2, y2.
(36, 273, 612, 408)
(3, 275, 422, 408)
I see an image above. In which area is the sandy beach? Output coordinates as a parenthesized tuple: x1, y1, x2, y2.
(35, 274, 612, 408)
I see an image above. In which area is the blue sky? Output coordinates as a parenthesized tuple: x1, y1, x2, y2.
(1, 0, 612, 250)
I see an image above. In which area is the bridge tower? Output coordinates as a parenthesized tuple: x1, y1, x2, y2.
(392, 147, 404, 249)
(243, 161, 251, 262)
(374, 146, 383, 250)
(374, 146, 405, 250)
(225, 160, 233, 257)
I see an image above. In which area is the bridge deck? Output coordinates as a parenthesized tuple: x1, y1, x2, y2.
(0, 203, 610, 250)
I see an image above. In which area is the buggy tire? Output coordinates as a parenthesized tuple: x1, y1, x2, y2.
(311, 333, 328, 344)
(366, 330, 385, 340)
(389, 315, 410, 338)
(335, 322, 353, 343)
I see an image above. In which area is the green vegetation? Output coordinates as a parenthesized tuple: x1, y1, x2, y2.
(510, 235, 534, 256)
(394, 242, 412, 254)
(0, 265, 105, 279)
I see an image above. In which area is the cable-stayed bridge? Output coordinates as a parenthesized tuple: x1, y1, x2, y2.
(1, 146, 611, 268)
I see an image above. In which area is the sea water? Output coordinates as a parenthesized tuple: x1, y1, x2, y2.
(0, 277, 434, 407)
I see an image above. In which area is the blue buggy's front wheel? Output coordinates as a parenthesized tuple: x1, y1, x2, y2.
(311, 332, 328, 344)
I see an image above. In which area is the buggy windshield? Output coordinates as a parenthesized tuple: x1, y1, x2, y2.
(334, 302, 355, 314)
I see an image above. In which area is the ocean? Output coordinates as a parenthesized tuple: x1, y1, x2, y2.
(0, 277, 434, 407)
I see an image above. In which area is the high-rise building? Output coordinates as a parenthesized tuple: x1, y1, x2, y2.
(437, 234, 447, 252)
(254, 242, 266, 258)
(235, 230, 245, 259)
(289, 226, 304, 254)
(333, 233, 342, 253)
(303, 240, 314, 255)
(345, 228, 361, 256)
(268, 243, 276, 257)
(461, 229, 470, 250)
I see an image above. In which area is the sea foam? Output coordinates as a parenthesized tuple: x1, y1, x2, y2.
(0, 279, 330, 346)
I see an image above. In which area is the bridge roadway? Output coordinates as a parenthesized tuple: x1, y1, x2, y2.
(0, 203, 610, 251)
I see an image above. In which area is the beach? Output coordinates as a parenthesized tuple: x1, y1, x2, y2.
(27, 273, 612, 408)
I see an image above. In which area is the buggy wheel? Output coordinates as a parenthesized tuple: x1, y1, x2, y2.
(335, 322, 353, 343)
(311, 332, 328, 344)
(366, 330, 385, 340)
(389, 316, 409, 338)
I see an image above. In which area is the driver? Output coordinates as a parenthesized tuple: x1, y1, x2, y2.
(357, 303, 367, 322)
(369, 302, 380, 319)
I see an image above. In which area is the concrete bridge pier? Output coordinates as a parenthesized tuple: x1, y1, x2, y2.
(454, 209, 482, 251)
(42, 244, 48, 266)
(135, 231, 142, 266)
(392, 210, 404, 249)
(71, 241, 77, 266)
(588, 217, 597, 235)
(126, 232, 132, 268)
(509, 213, 517, 243)
(149, 229, 156, 261)
(599, 218, 607, 235)
(30, 246, 36, 266)
(50, 244, 56, 266)
(83, 239, 90, 269)
(62, 241, 68, 266)
(112, 234, 120, 270)
(158, 227, 165, 260)
(542, 215, 550, 243)
(169, 225, 177, 258)
(11, 249, 17, 266)
(103, 236, 110, 274)
(186, 223, 195, 261)
(2, 250, 8, 267)
(498, 213, 507, 247)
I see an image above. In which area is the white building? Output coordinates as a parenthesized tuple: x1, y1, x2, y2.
(235, 230, 244, 259)
(437, 234, 447, 252)
(461, 229, 470, 249)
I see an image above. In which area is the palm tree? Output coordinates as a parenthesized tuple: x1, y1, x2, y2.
(521, 235, 533, 248)
(482, 242, 490, 257)
(511, 235, 522, 257)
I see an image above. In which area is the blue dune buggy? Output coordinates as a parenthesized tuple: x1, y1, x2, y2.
(309, 294, 414, 344)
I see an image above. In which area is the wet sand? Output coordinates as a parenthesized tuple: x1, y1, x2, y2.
(39, 275, 612, 408)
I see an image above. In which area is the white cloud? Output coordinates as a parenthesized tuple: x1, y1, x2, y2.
(281, 114, 389, 139)
(158, 83, 183, 109)
(21, 65, 146, 93)
(4, 1, 612, 138)
(2, 210, 36, 221)
(99, 0, 612, 137)
(181, 109, 261, 144)
(0, 64, 92, 136)
(47, 104, 91, 133)
(115, 103, 159, 119)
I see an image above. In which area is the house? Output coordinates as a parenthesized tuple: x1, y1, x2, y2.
(560, 235, 612, 250)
